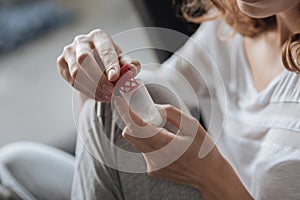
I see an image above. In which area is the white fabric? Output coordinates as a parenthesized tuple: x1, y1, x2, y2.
(154, 20, 300, 199)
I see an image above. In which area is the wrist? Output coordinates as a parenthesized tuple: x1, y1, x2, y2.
(196, 157, 253, 200)
(218, 161, 253, 200)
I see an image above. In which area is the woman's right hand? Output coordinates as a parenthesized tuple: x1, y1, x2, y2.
(56, 29, 141, 102)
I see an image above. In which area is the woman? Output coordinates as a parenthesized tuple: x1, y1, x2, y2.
(57, 0, 300, 199)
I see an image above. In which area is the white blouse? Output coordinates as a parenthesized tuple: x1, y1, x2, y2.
(156, 19, 300, 199)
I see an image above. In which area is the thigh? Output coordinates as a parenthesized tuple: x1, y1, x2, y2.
(114, 132, 201, 200)
(74, 91, 201, 199)
(72, 100, 125, 200)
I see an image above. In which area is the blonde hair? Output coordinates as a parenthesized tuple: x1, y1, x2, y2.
(174, 0, 300, 73)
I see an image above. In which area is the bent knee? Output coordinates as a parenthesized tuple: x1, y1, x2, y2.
(0, 141, 39, 167)
(0, 142, 74, 169)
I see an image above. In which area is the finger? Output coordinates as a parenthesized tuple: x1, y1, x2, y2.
(114, 97, 174, 149)
(57, 55, 74, 85)
(119, 55, 132, 66)
(74, 37, 103, 83)
(59, 51, 110, 102)
(63, 45, 78, 79)
(75, 41, 100, 82)
(122, 125, 174, 151)
(122, 127, 153, 153)
(74, 68, 112, 101)
(75, 82, 111, 102)
(58, 49, 110, 102)
(114, 96, 163, 138)
(63, 41, 112, 100)
(92, 43, 120, 72)
(114, 96, 148, 128)
(74, 35, 92, 64)
(91, 29, 120, 81)
(131, 59, 141, 74)
(75, 41, 114, 96)
(156, 104, 200, 136)
(119, 56, 141, 76)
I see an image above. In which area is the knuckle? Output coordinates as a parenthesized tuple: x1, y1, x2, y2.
(122, 127, 131, 137)
(91, 29, 102, 34)
(77, 53, 88, 64)
(132, 59, 141, 66)
(147, 170, 157, 177)
(63, 45, 73, 54)
(90, 29, 105, 37)
(70, 69, 79, 79)
(74, 34, 87, 43)
(100, 47, 116, 57)
(56, 55, 63, 66)
(165, 104, 175, 112)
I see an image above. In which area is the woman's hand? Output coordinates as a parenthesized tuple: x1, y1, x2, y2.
(114, 97, 253, 200)
(56, 29, 141, 102)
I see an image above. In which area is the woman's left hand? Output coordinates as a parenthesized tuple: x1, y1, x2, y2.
(114, 97, 253, 200)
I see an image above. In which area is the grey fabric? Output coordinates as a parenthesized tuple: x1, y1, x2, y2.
(0, 142, 75, 200)
(72, 84, 202, 200)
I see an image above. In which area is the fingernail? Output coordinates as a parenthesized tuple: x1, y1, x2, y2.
(114, 96, 121, 106)
(108, 69, 116, 81)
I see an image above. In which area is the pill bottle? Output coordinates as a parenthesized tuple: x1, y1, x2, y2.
(113, 65, 163, 127)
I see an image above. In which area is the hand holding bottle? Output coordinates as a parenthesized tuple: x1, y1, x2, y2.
(56, 29, 141, 102)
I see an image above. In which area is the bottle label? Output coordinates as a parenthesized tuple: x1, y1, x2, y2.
(119, 78, 140, 93)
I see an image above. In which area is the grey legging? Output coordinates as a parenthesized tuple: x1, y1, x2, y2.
(71, 79, 202, 200)
(0, 85, 201, 200)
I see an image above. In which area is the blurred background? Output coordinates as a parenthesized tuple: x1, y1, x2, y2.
(0, 0, 197, 154)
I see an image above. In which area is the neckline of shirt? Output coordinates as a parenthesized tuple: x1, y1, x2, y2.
(237, 34, 288, 99)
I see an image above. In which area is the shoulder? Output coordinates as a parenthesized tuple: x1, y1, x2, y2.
(191, 19, 239, 49)
(186, 19, 243, 68)
(177, 19, 240, 61)
(188, 19, 244, 84)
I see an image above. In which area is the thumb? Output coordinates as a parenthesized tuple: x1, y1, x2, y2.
(156, 104, 199, 137)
